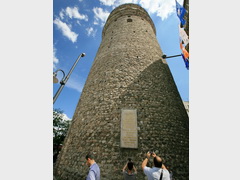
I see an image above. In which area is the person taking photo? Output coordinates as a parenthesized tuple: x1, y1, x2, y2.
(142, 152, 170, 180)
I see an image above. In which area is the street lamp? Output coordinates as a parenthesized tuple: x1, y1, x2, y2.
(53, 69, 65, 84)
(53, 53, 86, 104)
(162, 53, 189, 70)
(162, 54, 181, 59)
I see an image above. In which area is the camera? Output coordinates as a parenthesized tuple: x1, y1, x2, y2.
(149, 151, 154, 155)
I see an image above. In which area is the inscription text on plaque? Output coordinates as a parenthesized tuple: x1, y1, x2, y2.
(120, 109, 138, 148)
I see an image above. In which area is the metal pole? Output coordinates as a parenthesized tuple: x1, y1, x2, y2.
(162, 54, 182, 59)
(53, 83, 65, 104)
(53, 53, 85, 104)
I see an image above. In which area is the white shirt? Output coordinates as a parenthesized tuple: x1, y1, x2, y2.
(86, 163, 100, 180)
(143, 167, 170, 180)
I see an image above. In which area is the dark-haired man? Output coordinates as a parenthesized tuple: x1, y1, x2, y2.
(86, 153, 100, 180)
(122, 158, 137, 180)
(142, 152, 170, 180)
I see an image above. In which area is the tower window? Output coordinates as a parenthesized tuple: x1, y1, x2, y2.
(127, 19, 132, 22)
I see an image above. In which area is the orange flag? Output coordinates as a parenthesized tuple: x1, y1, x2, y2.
(180, 42, 189, 59)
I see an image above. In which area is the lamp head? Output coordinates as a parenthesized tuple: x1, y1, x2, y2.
(53, 72, 59, 83)
(53, 69, 65, 84)
(81, 53, 86, 57)
(162, 54, 167, 59)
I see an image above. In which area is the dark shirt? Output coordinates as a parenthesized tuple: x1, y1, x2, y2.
(123, 170, 137, 180)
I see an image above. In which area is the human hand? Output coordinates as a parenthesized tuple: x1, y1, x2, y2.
(146, 152, 151, 158)
(152, 152, 156, 158)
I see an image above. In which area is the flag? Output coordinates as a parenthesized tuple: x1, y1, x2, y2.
(181, 54, 189, 70)
(179, 25, 189, 46)
(180, 42, 189, 69)
(175, 0, 186, 25)
(180, 42, 189, 59)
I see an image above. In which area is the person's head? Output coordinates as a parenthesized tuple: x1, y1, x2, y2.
(85, 153, 95, 167)
(153, 156, 163, 168)
(127, 161, 134, 171)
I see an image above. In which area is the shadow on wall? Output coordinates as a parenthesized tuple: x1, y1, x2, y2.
(54, 59, 189, 180)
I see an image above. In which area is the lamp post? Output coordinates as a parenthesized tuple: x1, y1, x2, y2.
(162, 54, 181, 59)
(53, 53, 86, 104)
(162, 53, 189, 70)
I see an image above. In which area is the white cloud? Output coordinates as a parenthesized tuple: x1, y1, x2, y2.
(93, 21, 99, 25)
(98, 0, 183, 20)
(59, 9, 65, 19)
(155, 1, 176, 20)
(65, 7, 88, 21)
(53, 46, 59, 70)
(139, 0, 176, 20)
(65, 78, 84, 93)
(86, 27, 97, 37)
(116, 0, 138, 5)
(62, 113, 71, 121)
(76, 20, 81, 26)
(99, 0, 117, 6)
(103, 0, 139, 8)
(53, 18, 78, 43)
(93, 7, 110, 26)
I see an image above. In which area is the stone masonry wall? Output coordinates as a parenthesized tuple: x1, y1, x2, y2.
(54, 4, 189, 180)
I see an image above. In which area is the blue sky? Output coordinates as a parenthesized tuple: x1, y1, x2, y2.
(53, 0, 188, 120)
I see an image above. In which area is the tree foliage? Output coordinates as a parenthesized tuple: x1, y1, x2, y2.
(53, 108, 71, 163)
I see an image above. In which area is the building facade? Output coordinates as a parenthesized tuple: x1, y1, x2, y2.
(54, 3, 189, 180)
(183, 0, 189, 53)
(183, 101, 189, 116)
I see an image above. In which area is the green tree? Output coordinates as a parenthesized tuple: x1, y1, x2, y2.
(53, 108, 71, 163)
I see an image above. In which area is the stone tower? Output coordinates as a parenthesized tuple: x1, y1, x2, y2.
(54, 3, 189, 180)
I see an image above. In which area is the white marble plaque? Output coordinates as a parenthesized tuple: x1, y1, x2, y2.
(121, 109, 138, 148)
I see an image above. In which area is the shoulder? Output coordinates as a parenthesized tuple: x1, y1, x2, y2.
(143, 166, 151, 171)
(163, 169, 170, 174)
(92, 163, 100, 169)
(90, 163, 100, 175)
(93, 163, 99, 167)
(143, 166, 152, 174)
(163, 169, 170, 179)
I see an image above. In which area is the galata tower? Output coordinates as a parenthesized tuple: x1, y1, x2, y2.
(54, 3, 189, 180)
